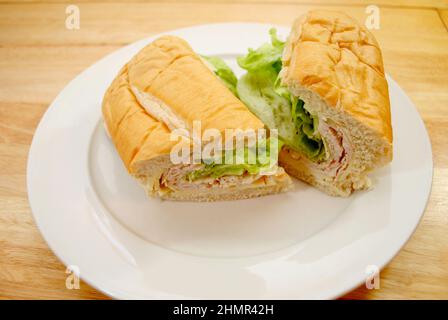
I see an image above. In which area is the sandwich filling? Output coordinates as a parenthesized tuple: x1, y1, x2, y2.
(236, 29, 326, 162)
(161, 164, 283, 191)
(160, 138, 283, 191)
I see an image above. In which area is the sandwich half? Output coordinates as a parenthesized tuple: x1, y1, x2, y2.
(237, 10, 393, 196)
(102, 35, 292, 201)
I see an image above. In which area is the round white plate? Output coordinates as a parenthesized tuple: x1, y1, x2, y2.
(27, 23, 433, 299)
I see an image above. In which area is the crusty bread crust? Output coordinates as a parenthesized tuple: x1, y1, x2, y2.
(102, 64, 177, 174)
(128, 36, 264, 135)
(281, 10, 393, 145)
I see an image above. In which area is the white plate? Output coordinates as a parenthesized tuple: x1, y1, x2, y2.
(27, 23, 433, 299)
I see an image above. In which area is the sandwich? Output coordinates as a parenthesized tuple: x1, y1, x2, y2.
(102, 35, 292, 201)
(237, 10, 393, 196)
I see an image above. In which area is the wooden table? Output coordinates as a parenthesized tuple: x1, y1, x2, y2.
(1, 0, 447, 300)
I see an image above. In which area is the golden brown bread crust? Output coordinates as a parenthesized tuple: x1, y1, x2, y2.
(102, 64, 176, 174)
(127, 36, 263, 134)
(281, 10, 393, 145)
(102, 35, 264, 174)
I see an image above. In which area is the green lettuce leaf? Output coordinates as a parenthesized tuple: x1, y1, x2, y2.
(202, 55, 238, 96)
(237, 28, 285, 73)
(187, 163, 257, 181)
(236, 28, 325, 160)
(186, 138, 282, 181)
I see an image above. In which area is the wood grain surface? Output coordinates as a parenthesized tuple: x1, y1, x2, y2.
(0, 0, 447, 300)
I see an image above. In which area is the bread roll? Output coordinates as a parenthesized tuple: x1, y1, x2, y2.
(102, 36, 292, 201)
(279, 10, 393, 196)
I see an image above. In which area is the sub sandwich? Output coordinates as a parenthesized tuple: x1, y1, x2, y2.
(237, 10, 393, 196)
(102, 36, 292, 201)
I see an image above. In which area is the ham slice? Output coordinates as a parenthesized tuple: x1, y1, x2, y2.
(287, 121, 351, 181)
(160, 164, 274, 191)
